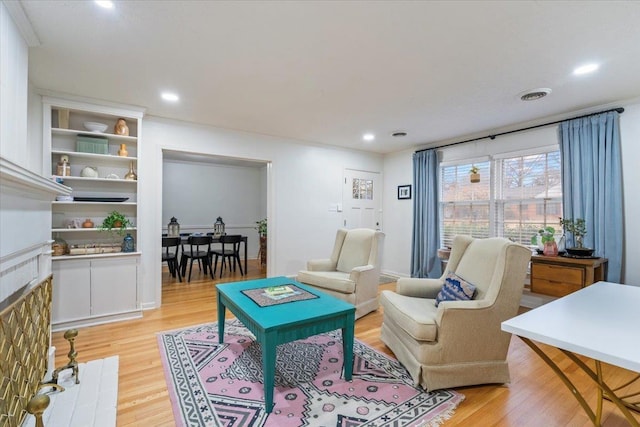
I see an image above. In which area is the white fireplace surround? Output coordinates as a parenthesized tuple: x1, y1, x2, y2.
(0, 157, 69, 304)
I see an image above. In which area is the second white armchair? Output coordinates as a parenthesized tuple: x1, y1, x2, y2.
(297, 228, 384, 319)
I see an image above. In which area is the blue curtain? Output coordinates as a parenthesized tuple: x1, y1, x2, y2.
(559, 111, 623, 282)
(411, 149, 441, 278)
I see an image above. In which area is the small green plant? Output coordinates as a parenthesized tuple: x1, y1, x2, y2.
(469, 165, 479, 174)
(531, 226, 556, 245)
(100, 211, 132, 236)
(255, 218, 267, 237)
(559, 217, 587, 248)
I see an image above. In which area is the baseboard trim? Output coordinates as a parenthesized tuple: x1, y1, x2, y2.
(52, 310, 142, 332)
(520, 288, 557, 309)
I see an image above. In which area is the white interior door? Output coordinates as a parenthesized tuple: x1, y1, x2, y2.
(343, 169, 382, 230)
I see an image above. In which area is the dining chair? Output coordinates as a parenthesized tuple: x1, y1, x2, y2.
(180, 235, 214, 282)
(210, 234, 244, 278)
(162, 236, 182, 282)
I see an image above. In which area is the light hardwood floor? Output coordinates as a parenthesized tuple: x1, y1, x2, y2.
(52, 261, 638, 426)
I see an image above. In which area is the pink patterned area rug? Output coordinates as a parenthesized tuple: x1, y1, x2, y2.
(157, 320, 464, 427)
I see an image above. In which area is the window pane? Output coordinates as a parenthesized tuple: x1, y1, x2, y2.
(442, 202, 490, 247)
(440, 160, 490, 248)
(352, 178, 374, 200)
(440, 161, 490, 248)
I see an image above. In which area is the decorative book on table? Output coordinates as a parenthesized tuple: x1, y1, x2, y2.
(264, 285, 299, 300)
(241, 284, 319, 307)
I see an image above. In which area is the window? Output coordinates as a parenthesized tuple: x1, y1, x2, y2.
(439, 148, 561, 248)
(496, 151, 562, 246)
(352, 178, 373, 200)
(440, 161, 491, 248)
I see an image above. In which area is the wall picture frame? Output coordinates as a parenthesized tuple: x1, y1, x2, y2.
(397, 185, 412, 200)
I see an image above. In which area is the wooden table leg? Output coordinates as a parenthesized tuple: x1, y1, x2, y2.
(261, 332, 277, 413)
(217, 295, 226, 344)
(342, 314, 355, 381)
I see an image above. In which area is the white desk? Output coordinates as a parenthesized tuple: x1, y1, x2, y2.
(502, 281, 640, 426)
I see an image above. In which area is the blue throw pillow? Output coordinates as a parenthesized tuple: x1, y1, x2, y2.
(435, 272, 476, 307)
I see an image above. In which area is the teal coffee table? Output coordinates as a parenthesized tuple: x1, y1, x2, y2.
(216, 276, 356, 413)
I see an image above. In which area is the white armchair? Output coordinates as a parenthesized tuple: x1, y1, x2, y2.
(297, 228, 384, 319)
(380, 235, 531, 391)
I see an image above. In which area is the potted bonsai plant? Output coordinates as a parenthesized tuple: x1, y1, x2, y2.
(469, 165, 480, 183)
(560, 217, 592, 256)
(255, 218, 267, 269)
(100, 210, 132, 236)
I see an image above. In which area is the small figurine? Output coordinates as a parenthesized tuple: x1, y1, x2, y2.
(114, 118, 129, 136)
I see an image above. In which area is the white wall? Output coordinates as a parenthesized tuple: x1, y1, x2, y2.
(140, 116, 384, 308)
(382, 100, 640, 285)
(619, 102, 640, 285)
(162, 159, 266, 258)
(0, 3, 56, 303)
(382, 149, 414, 277)
(0, 1, 28, 167)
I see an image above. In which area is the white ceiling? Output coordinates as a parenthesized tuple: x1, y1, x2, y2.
(17, 0, 640, 154)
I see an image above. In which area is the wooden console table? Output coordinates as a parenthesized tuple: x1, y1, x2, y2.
(530, 255, 607, 297)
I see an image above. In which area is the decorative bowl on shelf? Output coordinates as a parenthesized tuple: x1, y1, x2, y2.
(80, 166, 99, 178)
(566, 247, 594, 257)
(83, 121, 108, 132)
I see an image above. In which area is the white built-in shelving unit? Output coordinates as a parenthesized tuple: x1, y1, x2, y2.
(43, 96, 145, 330)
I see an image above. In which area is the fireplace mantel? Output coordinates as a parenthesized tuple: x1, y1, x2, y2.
(0, 156, 69, 304)
(0, 157, 70, 197)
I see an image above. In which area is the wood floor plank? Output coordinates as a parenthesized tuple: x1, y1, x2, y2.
(51, 261, 638, 426)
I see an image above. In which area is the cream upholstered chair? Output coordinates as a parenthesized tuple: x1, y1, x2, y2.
(380, 235, 531, 391)
(297, 228, 384, 319)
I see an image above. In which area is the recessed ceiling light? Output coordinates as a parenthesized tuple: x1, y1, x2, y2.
(391, 131, 407, 137)
(573, 63, 599, 76)
(161, 92, 180, 102)
(519, 88, 552, 101)
(95, 1, 114, 9)
(362, 133, 375, 142)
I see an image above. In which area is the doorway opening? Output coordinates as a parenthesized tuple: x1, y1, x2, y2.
(160, 150, 269, 289)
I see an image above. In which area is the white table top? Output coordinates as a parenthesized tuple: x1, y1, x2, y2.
(502, 281, 640, 373)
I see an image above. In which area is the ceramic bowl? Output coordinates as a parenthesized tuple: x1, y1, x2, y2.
(566, 247, 594, 257)
(83, 121, 108, 132)
(80, 166, 99, 178)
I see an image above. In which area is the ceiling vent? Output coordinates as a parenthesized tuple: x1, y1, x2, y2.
(391, 131, 408, 137)
(520, 88, 552, 101)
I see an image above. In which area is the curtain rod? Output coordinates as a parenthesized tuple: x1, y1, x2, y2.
(415, 107, 625, 153)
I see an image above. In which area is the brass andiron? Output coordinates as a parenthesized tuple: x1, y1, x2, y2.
(50, 329, 80, 386)
(25, 383, 65, 427)
(26, 394, 50, 427)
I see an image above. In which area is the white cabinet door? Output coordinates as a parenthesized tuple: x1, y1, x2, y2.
(52, 260, 91, 322)
(90, 257, 138, 316)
